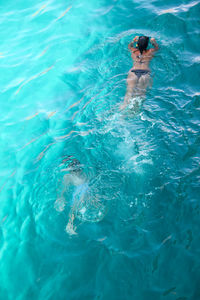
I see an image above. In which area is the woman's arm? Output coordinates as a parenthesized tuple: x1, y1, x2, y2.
(128, 36, 139, 51)
(150, 38, 159, 52)
(128, 41, 134, 50)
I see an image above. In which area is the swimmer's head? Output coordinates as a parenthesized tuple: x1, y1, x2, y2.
(63, 156, 82, 175)
(137, 36, 149, 54)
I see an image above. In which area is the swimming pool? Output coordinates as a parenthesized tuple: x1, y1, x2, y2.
(0, 0, 200, 299)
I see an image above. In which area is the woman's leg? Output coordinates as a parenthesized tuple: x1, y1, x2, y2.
(136, 73, 151, 97)
(121, 71, 138, 109)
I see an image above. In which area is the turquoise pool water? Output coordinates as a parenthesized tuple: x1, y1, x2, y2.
(0, 0, 200, 299)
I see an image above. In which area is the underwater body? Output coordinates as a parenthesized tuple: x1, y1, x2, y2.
(0, 0, 200, 299)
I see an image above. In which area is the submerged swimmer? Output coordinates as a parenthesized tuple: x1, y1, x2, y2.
(121, 35, 159, 109)
(55, 156, 105, 235)
(55, 156, 85, 235)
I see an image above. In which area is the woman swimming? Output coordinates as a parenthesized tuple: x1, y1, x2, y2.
(54, 156, 85, 234)
(121, 35, 159, 109)
(55, 156, 106, 235)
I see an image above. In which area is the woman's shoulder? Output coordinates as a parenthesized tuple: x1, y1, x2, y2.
(144, 49, 152, 54)
(131, 48, 139, 55)
(142, 49, 154, 57)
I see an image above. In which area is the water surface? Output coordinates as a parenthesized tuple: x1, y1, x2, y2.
(0, 0, 200, 299)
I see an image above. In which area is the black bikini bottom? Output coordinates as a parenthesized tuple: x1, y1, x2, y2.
(131, 69, 150, 79)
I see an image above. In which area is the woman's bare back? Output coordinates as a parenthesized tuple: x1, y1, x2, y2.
(131, 48, 154, 70)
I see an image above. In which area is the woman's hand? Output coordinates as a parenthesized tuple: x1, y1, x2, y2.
(150, 38, 159, 51)
(133, 36, 139, 43)
(150, 38, 156, 45)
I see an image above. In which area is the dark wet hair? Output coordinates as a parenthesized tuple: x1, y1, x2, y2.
(62, 155, 82, 174)
(137, 36, 149, 54)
